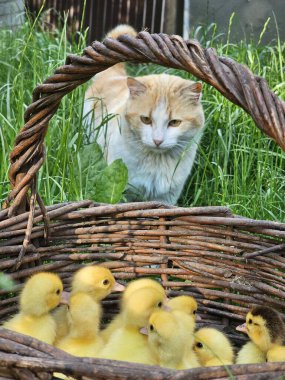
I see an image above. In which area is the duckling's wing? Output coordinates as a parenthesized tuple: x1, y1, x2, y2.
(267, 345, 285, 362)
(4, 314, 56, 344)
(98, 327, 155, 364)
(236, 342, 266, 364)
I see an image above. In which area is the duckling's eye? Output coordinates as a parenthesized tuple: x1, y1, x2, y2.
(56, 289, 61, 295)
(157, 301, 163, 308)
(150, 324, 154, 331)
(103, 279, 110, 286)
(196, 342, 203, 348)
(248, 319, 252, 324)
(193, 310, 196, 315)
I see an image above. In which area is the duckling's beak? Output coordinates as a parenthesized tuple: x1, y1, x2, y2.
(112, 282, 125, 292)
(236, 322, 247, 333)
(196, 314, 202, 321)
(59, 291, 70, 305)
(140, 327, 148, 335)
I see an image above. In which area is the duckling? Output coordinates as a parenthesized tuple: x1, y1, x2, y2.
(168, 295, 201, 322)
(267, 345, 285, 362)
(194, 328, 234, 366)
(142, 309, 200, 369)
(56, 293, 103, 357)
(236, 305, 285, 363)
(3, 272, 63, 344)
(53, 265, 124, 343)
(98, 286, 166, 364)
(101, 278, 164, 342)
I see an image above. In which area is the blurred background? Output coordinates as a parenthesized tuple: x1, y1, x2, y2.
(1, 0, 284, 44)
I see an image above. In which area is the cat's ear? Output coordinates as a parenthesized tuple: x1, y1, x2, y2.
(127, 77, 147, 97)
(181, 82, 203, 103)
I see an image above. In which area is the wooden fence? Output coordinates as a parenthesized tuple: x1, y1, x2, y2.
(26, 0, 184, 44)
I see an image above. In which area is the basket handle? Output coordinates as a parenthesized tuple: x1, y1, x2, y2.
(4, 32, 285, 215)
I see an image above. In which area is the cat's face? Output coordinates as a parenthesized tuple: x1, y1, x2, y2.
(124, 74, 204, 152)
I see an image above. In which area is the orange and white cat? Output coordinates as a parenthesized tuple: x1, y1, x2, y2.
(84, 25, 205, 204)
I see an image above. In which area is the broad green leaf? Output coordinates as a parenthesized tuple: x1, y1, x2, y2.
(78, 143, 128, 203)
(94, 159, 128, 203)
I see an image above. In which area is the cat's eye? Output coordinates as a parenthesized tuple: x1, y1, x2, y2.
(168, 119, 181, 127)
(140, 116, 152, 125)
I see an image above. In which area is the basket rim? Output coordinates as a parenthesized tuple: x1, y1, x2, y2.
(1, 328, 285, 379)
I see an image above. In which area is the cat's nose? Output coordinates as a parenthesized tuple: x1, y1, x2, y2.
(153, 139, 163, 146)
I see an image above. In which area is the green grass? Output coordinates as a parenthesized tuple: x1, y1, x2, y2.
(0, 16, 285, 221)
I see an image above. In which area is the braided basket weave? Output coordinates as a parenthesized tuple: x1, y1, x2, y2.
(1, 32, 285, 379)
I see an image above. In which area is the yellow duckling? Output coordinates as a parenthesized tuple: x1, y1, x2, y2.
(56, 293, 103, 357)
(53, 265, 124, 343)
(98, 286, 166, 364)
(194, 328, 234, 366)
(101, 278, 165, 342)
(142, 309, 199, 369)
(168, 295, 201, 322)
(236, 306, 285, 364)
(3, 272, 63, 344)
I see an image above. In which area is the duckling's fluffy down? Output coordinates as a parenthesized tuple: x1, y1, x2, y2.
(3, 272, 63, 344)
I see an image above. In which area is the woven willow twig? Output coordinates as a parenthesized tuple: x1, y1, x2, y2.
(1, 329, 285, 380)
(3, 32, 285, 216)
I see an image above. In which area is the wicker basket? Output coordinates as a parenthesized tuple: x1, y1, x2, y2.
(1, 31, 285, 379)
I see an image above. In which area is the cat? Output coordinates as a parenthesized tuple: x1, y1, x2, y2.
(84, 25, 205, 204)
